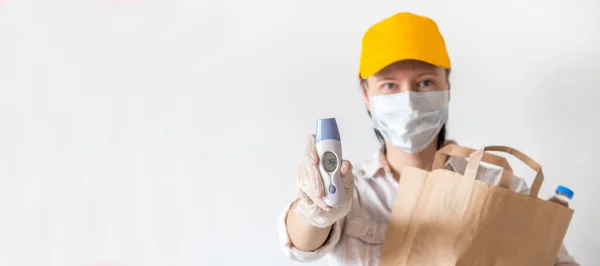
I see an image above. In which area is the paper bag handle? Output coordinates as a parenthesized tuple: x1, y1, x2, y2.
(474, 146, 544, 198)
(433, 144, 514, 189)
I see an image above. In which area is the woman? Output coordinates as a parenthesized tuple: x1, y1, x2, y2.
(277, 12, 579, 265)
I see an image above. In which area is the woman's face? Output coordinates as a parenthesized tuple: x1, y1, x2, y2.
(363, 60, 449, 111)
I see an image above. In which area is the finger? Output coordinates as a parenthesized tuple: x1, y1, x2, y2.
(340, 160, 353, 176)
(298, 160, 316, 195)
(304, 134, 319, 165)
(342, 166, 355, 191)
(315, 197, 332, 211)
(307, 164, 326, 198)
(297, 160, 310, 187)
(297, 190, 314, 205)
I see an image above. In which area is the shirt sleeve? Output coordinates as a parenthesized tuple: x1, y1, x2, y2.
(277, 199, 343, 262)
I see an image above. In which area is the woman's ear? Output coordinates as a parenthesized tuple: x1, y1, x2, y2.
(362, 82, 371, 112)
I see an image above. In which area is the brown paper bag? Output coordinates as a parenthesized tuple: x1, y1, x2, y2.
(379, 144, 574, 266)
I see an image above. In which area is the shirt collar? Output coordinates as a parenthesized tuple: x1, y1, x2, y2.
(362, 140, 457, 179)
(362, 146, 392, 178)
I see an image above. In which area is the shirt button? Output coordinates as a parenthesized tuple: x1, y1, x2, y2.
(366, 228, 373, 237)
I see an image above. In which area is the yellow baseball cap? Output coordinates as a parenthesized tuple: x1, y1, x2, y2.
(359, 12, 451, 78)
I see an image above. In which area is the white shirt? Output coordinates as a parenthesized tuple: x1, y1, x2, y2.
(277, 149, 580, 266)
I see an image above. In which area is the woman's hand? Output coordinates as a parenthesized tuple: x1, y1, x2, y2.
(294, 134, 354, 228)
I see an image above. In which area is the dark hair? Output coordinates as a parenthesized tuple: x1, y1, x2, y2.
(362, 68, 451, 155)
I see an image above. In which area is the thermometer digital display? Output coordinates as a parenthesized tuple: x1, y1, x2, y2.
(322, 151, 338, 172)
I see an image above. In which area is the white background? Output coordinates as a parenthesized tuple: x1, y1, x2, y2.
(0, 0, 598, 265)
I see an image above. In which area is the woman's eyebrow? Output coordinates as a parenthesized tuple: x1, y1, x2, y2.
(415, 71, 441, 77)
(374, 76, 398, 82)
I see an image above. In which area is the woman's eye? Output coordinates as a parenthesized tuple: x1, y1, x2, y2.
(383, 83, 397, 90)
(418, 80, 433, 87)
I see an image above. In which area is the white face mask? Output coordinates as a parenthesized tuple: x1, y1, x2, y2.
(369, 90, 449, 154)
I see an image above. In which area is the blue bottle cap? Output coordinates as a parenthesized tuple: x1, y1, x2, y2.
(556, 185, 574, 199)
(316, 118, 340, 142)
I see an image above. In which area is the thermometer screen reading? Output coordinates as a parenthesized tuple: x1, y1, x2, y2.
(322, 151, 338, 172)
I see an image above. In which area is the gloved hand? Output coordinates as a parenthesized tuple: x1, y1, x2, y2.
(294, 134, 354, 228)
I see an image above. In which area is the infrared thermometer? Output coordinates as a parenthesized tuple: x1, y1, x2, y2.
(315, 118, 344, 207)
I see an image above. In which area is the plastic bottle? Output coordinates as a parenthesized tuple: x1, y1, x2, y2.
(548, 185, 574, 207)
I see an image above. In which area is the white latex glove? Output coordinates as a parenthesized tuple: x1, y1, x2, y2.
(295, 134, 354, 228)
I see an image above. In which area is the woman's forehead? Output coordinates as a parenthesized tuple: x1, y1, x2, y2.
(374, 60, 443, 78)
